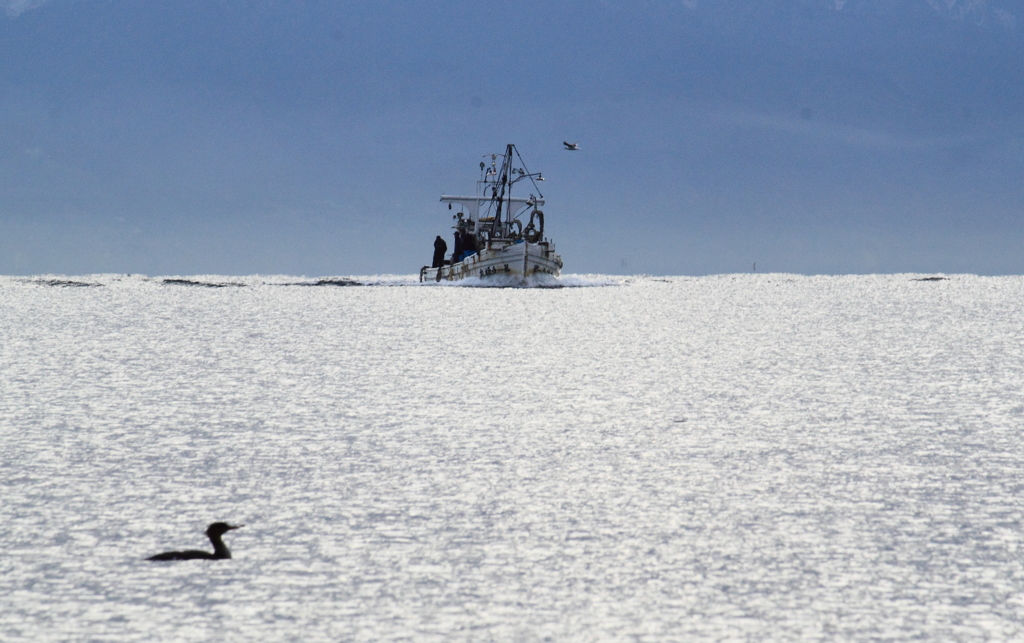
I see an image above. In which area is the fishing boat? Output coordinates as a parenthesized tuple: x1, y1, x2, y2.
(420, 144, 563, 283)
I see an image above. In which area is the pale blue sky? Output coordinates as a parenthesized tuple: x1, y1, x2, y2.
(2, 0, 1022, 275)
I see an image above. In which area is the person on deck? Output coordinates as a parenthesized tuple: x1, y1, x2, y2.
(452, 231, 463, 265)
(432, 236, 447, 268)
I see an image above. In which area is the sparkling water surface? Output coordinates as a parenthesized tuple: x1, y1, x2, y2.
(2, 273, 1023, 641)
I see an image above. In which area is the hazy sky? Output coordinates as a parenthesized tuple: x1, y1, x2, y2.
(2, 0, 1022, 275)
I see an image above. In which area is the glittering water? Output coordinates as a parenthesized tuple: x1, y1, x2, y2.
(2, 273, 1023, 641)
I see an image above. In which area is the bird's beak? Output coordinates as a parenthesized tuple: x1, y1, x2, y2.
(228, 524, 243, 530)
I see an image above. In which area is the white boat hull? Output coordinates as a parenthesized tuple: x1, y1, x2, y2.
(420, 240, 562, 283)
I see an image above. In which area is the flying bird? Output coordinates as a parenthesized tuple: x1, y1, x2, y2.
(563, 141, 580, 151)
(147, 522, 243, 561)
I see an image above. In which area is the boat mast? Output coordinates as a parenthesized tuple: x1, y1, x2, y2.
(491, 144, 514, 238)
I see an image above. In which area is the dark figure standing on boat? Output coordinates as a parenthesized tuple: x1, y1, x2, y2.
(432, 235, 448, 268)
(452, 231, 463, 265)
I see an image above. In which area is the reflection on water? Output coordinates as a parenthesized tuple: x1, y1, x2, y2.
(2, 274, 1023, 641)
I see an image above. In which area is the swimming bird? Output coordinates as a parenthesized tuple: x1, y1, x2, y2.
(563, 141, 579, 150)
(147, 522, 243, 561)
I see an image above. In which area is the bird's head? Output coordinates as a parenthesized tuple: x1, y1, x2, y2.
(207, 522, 243, 537)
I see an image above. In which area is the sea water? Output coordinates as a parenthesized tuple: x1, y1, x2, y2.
(2, 273, 1023, 641)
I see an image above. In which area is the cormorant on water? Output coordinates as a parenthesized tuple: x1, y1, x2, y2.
(147, 522, 243, 561)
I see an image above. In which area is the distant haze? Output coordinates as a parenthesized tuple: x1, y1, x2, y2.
(2, 0, 1022, 275)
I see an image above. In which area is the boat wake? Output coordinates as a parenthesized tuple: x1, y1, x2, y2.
(423, 273, 614, 288)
